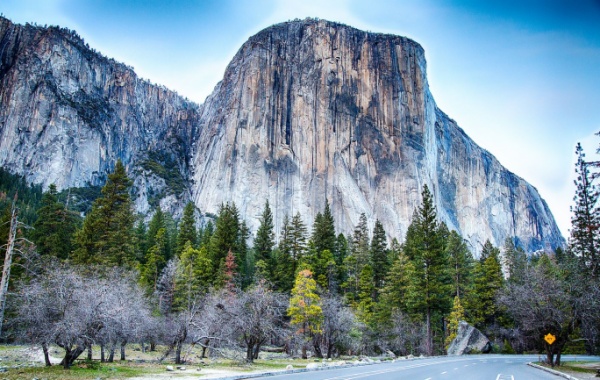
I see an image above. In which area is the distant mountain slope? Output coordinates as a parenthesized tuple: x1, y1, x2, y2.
(0, 17, 199, 216)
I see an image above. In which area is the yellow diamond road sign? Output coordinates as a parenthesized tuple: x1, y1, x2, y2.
(544, 333, 556, 345)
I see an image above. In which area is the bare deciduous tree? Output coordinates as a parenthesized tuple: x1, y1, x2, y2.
(389, 310, 427, 356)
(17, 265, 108, 368)
(498, 262, 575, 366)
(315, 293, 357, 358)
(230, 281, 287, 362)
(16, 264, 153, 368)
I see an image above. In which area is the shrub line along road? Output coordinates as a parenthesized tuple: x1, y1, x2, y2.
(217, 355, 600, 380)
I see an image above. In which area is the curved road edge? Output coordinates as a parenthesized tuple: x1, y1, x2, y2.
(527, 362, 581, 380)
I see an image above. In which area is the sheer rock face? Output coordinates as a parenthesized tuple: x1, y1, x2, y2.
(0, 17, 564, 252)
(191, 19, 563, 251)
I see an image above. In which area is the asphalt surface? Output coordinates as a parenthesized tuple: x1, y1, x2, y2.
(252, 355, 600, 380)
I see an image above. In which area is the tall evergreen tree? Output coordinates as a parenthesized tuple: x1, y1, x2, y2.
(357, 264, 375, 324)
(199, 220, 214, 248)
(376, 248, 411, 326)
(238, 220, 251, 289)
(32, 184, 79, 260)
(334, 233, 349, 291)
(173, 242, 212, 311)
(446, 230, 473, 298)
(352, 213, 370, 269)
(274, 214, 295, 292)
(72, 160, 135, 267)
(290, 212, 308, 263)
(570, 143, 600, 277)
(253, 200, 275, 281)
(311, 200, 336, 256)
(147, 207, 166, 257)
(176, 202, 198, 256)
(343, 213, 370, 303)
(370, 219, 389, 298)
(209, 203, 240, 283)
(470, 240, 504, 329)
(134, 220, 148, 264)
(222, 249, 238, 293)
(389, 238, 401, 266)
(403, 185, 452, 355)
(139, 228, 167, 293)
(503, 237, 527, 284)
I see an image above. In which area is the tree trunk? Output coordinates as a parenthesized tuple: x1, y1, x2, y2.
(150, 342, 156, 351)
(42, 343, 52, 367)
(313, 339, 324, 358)
(326, 342, 334, 359)
(253, 342, 262, 360)
(108, 346, 115, 363)
(0, 199, 18, 338)
(100, 345, 105, 362)
(141, 342, 146, 353)
(301, 345, 307, 359)
(426, 309, 432, 356)
(175, 340, 183, 364)
(120, 341, 127, 361)
(555, 339, 567, 366)
(87, 345, 92, 360)
(60, 345, 86, 369)
(62, 347, 71, 369)
(545, 346, 555, 367)
(246, 342, 255, 363)
(200, 337, 210, 358)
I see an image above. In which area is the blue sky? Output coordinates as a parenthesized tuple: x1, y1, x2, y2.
(3, 0, 600, 238)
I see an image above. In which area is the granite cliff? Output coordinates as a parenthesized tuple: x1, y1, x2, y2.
(0, 17, 564, 252)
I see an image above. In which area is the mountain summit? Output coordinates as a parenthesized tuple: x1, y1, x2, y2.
(0, 17, 564, 252)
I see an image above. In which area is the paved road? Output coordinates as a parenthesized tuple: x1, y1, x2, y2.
(257, 355, 600, 380)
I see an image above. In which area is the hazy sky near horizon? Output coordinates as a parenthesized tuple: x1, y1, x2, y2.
(3, 0, 600, 239)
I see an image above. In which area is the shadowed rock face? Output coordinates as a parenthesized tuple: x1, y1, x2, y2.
(0, 17, 564, 252)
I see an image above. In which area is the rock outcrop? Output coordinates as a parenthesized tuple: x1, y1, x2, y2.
(447, 321, 492, 355)
(0, 17, 565, 251)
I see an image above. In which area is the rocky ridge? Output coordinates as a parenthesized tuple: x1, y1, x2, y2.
(0, 17, 565, 252)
